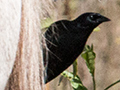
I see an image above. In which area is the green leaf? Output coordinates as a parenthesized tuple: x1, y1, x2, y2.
(61, 71, 87, 90)
(93, 27, 100, 31)
(81, 45, 96, 77)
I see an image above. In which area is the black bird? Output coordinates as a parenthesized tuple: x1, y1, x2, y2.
(42, 12, 110, 83)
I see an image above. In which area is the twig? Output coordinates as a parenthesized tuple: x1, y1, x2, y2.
(104, 79, 120, 90)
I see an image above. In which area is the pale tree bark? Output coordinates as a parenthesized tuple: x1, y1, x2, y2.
(0, 0, 46, 90)
(0, 0, 21, 90)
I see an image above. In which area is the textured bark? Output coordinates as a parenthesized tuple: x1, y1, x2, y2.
(0, 0, 21, 90)
(0, 0, 45, 90)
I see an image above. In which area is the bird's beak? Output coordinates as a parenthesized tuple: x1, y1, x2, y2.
(100, 16, 111, 22)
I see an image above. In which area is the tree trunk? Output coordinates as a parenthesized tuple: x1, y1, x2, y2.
(0, 0, 46, 90)
(0, 0, 21, 89)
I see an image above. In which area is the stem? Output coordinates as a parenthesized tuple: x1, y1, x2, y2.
(73, 60, 78, 77)
(104, 79, 120, 90)
(92, 70, 96, 90)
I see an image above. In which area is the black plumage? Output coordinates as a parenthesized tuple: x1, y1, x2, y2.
(42, 12, 110, 83)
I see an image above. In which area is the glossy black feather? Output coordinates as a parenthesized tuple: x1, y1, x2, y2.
(42, 12, 110, 83)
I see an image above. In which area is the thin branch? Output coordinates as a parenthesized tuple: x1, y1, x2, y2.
(104, 79, 120, 90)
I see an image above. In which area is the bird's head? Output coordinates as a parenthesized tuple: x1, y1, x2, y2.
(73, 12, 110, 29)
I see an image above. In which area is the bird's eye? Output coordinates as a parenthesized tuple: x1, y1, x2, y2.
(90, 14, 101, 21)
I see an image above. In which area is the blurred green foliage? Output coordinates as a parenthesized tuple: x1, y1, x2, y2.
(41, 18, 53, 29)
(62, 71, 87, 90)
